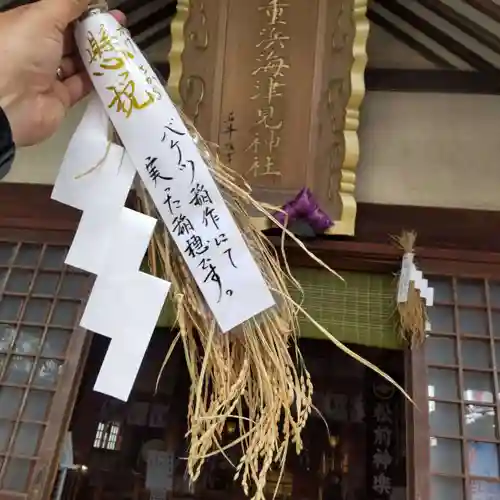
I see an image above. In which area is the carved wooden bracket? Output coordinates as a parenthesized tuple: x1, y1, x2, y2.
(169, 0, 369, 236)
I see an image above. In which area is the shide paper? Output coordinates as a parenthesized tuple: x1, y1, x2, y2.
(74, 12, 275, 333)
(52, 95, 171, 401)
(52, 96, 136, 274)
(80, 209, 169, 402)
(397, 256, 434, 308)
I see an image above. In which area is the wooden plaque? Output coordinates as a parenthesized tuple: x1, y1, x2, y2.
(170, 0, 369, 235)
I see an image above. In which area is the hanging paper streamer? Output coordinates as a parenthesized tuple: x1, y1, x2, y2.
(52, 95, 171, 401)
(394, 231, 434, 347)
(52, 97, 136, 274)
(74, 11, 274, 333)
(397, 257, 434, 308)
(79, 208, 170, 401)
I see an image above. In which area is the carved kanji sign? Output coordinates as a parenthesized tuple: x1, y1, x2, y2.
(171, 0, 369, 235)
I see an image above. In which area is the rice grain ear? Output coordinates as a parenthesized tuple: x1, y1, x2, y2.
(134, 110, 405, 500)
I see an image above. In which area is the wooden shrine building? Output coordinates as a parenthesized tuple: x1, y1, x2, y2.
(1, 0, 500, 499)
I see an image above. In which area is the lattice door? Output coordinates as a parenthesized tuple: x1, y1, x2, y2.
(0, 240, 91, 499)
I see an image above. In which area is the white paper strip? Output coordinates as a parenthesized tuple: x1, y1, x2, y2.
(52, 94, 136, 274)
(80, 208, 170, 401)
(53, 95, 171, 400)
(420, 278, 428, 296)
(64, 153, 136, 274)
(397, 253, 414, 303)
(66, 203, 119, 274)
(410, 266, 423, 291)
(426, 287, 434, 307)
(86, 271, 168, 401)
(75, 15, 275, 332)
(52, 94, 132, 211)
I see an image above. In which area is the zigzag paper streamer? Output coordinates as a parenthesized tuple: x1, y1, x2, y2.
(52, 96, 135, 273)
(80, 208, 170, 401)
(52, 94, 171, 401)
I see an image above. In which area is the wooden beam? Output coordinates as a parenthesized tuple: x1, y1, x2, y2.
(119, 0, 175, 15)
(367, 9, 454, 69)
(382, 0, 495, 71)
(4, 185, 500, 279)
(116, 0, 145, 15)
(365, 68, 500, 94)
(138, 21, 171, 51)
(420, 0, 500, 57)
(353, 203, 500, 253)
(466, 0, 500, 25)
(266, 202, 500, 277)
(129, 4, 176, 38)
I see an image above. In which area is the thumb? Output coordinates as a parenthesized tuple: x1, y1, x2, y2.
(40, 0, 91, 29)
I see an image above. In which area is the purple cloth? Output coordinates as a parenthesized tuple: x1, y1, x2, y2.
(274, 188, 333, 233)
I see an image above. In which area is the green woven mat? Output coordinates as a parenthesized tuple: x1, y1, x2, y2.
(156, 269, 401, 350)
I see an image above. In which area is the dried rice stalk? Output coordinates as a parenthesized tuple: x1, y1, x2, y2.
(393, 231, 427, 348)
(134, 115, 409, 500)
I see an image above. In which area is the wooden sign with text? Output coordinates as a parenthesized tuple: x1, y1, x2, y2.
(174, 0, 369, 235)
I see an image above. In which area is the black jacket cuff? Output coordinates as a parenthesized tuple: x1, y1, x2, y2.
(0, 106, 15, 180)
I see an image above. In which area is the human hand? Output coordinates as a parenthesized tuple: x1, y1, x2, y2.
(0, 0, 125, 147)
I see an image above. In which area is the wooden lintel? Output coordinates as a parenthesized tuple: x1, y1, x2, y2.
(365, 68, 500, 94)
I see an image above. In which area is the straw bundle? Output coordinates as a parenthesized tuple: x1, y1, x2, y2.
(135, 116, 407, 500)
(393, 231, 427, 348)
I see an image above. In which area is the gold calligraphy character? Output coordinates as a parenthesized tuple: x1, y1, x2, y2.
(106, 76, 155, 118)
(265, 77, 285, 104)
(253, 51, 289, 79)
(258, 0, 289, 26)
(246, 132, 261, 154)
(262, 156, 281, 177)
(264, 155, 280, 176)
(251, 80, 262, 100)
(257, 26, 290, 50)
(247, 157, 261, 177)
(253, 53, 286, 80)
(267, 129, 281, 153)
(247, 156, 281, 178)
(257, 106, 283, 130)
(86, 25, 134, 73)
(86, 26, 115, 63)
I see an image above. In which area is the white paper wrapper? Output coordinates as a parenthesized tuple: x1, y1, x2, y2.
(75, 11, 274, 332)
